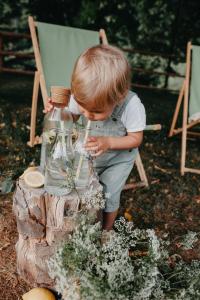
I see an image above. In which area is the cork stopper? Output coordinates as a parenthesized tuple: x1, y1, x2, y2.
(51, 86, 71, 105)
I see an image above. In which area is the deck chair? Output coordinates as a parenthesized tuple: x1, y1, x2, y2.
(28, 16, 160, 190)
(169, 42, 200, 175)
(28, 15, 108, 147)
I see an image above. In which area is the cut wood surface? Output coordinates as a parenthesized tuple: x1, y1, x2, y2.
(13, 178, 99, 288)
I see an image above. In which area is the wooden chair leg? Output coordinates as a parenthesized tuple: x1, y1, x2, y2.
(99, 29, 108, 45)
(27, 71, 40, 147)
(123, 152, 148, 190)
(181, 42, 191, 175)
(181, 117, 187, 176)
(181, 97, 188, 176)
(169, 81, 185, 137)
(135, 152, 149, 187)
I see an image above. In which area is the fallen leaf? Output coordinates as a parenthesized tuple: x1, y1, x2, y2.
(124, 211, 133, 222)
(0, 242, 11, 251)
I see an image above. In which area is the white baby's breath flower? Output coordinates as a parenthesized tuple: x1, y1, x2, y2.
(179, 231, 198, 250)
(48, 215, 200, 300)
(81, 185, 105, 210)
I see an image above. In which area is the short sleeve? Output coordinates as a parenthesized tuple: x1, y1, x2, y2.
(68, 95, 81, 115)
(121, 94, 146, 132)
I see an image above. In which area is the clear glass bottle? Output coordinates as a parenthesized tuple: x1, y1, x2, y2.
(42, 87, 74, 196)
(73, 128, 93, 189)
(44, 127, 74, 195)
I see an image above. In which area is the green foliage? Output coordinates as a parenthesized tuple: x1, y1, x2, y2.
(0, 0, 29, 31)
(1, 0, 200, 86)
(1, 0, 200, 56)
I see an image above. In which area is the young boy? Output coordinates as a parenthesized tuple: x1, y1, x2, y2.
(46, 44, 146, 232)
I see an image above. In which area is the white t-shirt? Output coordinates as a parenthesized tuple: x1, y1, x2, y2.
(68, 93, 146, 132)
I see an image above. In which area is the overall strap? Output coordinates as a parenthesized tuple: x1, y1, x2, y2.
(111, 91, 136, 119)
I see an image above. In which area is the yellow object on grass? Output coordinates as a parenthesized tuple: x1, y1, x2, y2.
(22, 288, 56, 300)
(124, 209, 133, 222)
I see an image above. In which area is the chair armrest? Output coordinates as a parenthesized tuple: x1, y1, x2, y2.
(145, 124, 162, 131)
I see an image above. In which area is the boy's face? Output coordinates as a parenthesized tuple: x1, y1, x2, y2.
(78, 104, 115, 121)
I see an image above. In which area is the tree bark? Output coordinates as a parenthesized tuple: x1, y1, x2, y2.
(13, 178, 97, 288)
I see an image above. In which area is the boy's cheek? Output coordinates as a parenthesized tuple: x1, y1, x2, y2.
(92, 114, 108, 121)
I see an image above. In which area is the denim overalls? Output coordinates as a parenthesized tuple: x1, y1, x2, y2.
(90, 91, 138, 212)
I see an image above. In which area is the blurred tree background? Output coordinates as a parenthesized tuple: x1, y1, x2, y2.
(0, 0, 200, 87)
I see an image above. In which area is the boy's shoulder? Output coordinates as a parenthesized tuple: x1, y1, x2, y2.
(125, 90, 142, 107)
(121, 90, 146, 132)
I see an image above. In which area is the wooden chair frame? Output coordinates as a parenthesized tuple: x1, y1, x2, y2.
(28, 15, 149, 189)
(28, 15, 108, 147)
(169, 41, 200, 175)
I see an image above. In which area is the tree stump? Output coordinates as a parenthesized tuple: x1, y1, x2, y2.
(13, 178, 99, 288)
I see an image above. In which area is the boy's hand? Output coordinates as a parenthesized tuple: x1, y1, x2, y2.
(85, 136, 111, 157)
(43, 98, 53, 113)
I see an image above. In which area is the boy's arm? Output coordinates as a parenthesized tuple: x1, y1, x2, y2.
(85, 131, 143, 157)
(109, 131, 143, 150)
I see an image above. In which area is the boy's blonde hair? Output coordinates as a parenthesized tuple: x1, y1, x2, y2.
(71, 44, 131, 111)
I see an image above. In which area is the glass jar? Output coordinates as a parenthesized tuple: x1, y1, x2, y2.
(40, 87, 75, 195)
(73, 128, 94, 189)
(44, 126, 74, 196)
(41, 102, 74, 195)
(40, 105, 73, 173)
